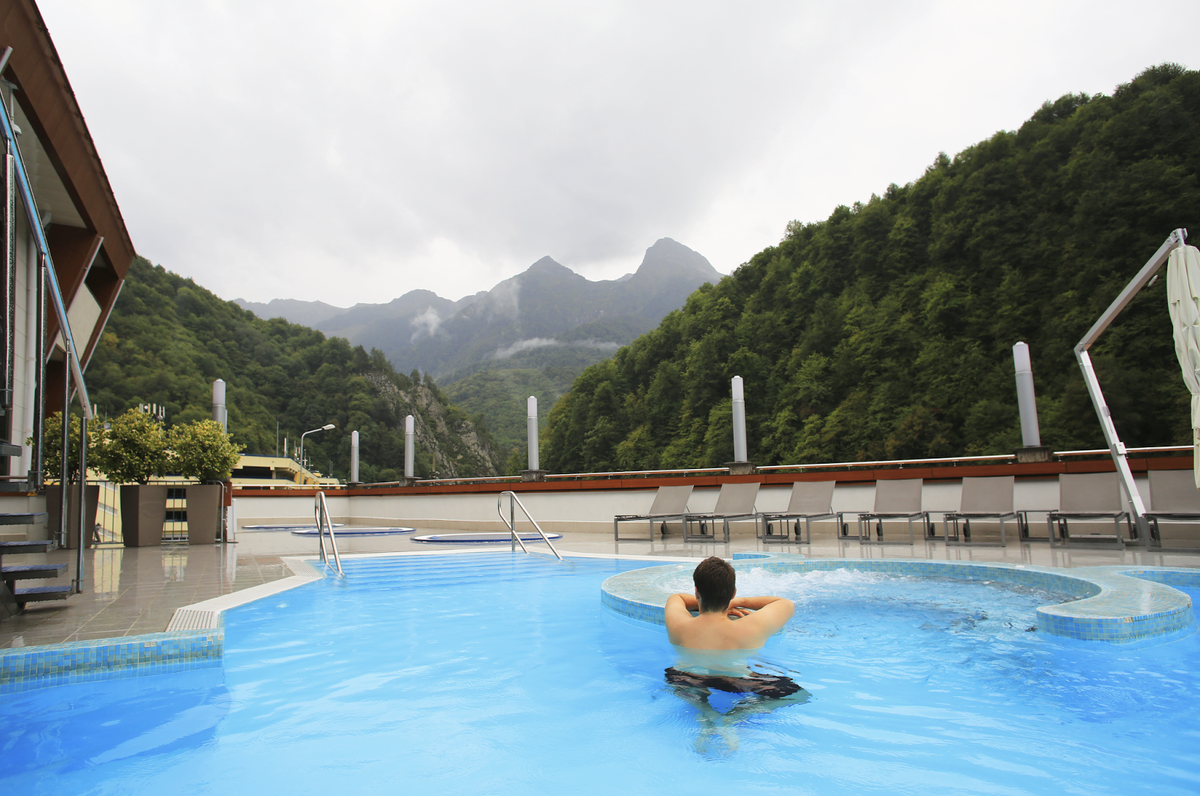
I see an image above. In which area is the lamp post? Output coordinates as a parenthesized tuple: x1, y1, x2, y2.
(299, 423, 335, 476)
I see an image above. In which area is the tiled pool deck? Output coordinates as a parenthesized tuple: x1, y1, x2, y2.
(2, 528, 1198, 689)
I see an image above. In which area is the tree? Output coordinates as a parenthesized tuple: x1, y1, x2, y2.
(93, 409, 170, 484)
(170, 420, 244, 482)
(35, 411, 102, 484)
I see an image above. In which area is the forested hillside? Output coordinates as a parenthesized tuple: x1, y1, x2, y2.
(543, 65, 1199, 472)
(86, 258, 502, 481)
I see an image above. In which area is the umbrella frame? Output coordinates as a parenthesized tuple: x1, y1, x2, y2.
(1075, 227, 1189, 547)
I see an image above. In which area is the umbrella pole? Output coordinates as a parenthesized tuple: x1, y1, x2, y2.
(1074, 228, 1188, 547)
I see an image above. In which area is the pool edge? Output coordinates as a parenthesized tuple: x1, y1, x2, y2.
(600, 553, 1198, 645)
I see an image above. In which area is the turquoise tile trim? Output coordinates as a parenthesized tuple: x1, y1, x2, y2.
(0, 629, 223, 693)
(601, 552, 1196, 645)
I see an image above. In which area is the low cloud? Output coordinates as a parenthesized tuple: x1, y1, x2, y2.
(490, 338, 559, 360)
(410, 308, 443, 342)
(490, 337, 620, 360)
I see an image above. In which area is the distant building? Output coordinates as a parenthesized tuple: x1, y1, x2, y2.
(231, 454, 340, 490)
(0, 0, 135, 484)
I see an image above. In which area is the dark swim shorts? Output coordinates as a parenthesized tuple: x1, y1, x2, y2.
(664, 667, 802, 699)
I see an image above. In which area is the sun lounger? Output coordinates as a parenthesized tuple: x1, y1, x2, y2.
(613, 485, 693, 541)
(683, 482, 760, 543)
(1144, 469, 1200, 550)
(857, 478, 928, 545)
(942, 476, 1017, 547)
(759, 481, 844, 544)
(1047, 472, 1132, 547)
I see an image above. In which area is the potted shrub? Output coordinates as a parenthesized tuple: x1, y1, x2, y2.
(36, 411, 102, 549)
(92, 408, 170, 547)
(169, 420, 242, 545)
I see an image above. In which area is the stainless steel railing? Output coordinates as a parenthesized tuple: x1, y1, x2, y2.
(314, 491, 344, 576)
(0, 46, 96, 593)
(496, 491, 562, 560)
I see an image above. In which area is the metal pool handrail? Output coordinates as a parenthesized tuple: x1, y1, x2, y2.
(314, 491, 344, 576)
(497, 491, 563, 560)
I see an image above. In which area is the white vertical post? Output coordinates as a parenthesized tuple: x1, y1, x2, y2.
(350, 430, 360, 484)
(212, 379, 227, 431)
(18, 232, 37, 479)
(731, 376, 747, 462)
(404, 415, 415, 479)
(1012, 342, 1041, 447)
(527, 396, 539, 471)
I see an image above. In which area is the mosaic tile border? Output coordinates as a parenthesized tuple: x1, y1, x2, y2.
(600, 552, 1197, 645)
(0, 630, 222, 693)
(0, 556, 325, 692)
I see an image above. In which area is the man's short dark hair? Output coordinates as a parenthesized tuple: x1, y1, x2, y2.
(693, 556, 736, 612)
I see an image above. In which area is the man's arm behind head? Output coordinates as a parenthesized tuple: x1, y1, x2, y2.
(735, 597, 795, 647)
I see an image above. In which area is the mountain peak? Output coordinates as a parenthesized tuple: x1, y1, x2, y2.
(633, 238, 722, 283)
(521, 256, 586, 283)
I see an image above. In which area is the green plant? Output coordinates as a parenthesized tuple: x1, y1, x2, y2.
(169, 420, 243, 482)
(32, 411, 102, 483)
(93, 408, 169, 484)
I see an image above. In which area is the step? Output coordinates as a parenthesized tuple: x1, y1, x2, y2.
(0, 540, 54, 555)
(2, 563, 67, 581)
(0, 512, 48, 526)
(14, 584, 72, 604)
(0, 482, 33, 493)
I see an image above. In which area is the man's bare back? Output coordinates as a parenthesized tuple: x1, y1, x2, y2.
(664, 556, 794, 651)
(665, 591, 794, 650)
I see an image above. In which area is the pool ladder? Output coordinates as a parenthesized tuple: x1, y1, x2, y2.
(314, 492, 344, 576)
(497, 492, 563, 560)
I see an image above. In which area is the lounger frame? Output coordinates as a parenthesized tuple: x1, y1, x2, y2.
(1144, 469, 1200, 550)
(613, 485, 693, 541)
(1047, 472, 1132, 548)
(759, 481, 844, 544)
(943, 476, 1017, 547)
(857, 479, 928, 545)
(683, 483, 760, 544)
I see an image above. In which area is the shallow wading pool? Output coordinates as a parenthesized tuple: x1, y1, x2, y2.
(1, 552, 1198, 794)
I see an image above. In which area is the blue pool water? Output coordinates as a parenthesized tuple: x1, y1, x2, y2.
(1, 553, 1198, 794)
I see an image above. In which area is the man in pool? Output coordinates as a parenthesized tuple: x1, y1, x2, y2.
(663, 556, 805, 753)
(664, 556, 801, 699)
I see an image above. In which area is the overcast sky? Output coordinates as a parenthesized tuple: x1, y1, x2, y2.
(36, 1, 1200, 307)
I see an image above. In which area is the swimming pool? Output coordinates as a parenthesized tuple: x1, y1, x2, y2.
(1, 552, 1198, 794)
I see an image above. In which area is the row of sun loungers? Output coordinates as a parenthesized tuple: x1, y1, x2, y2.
(613, 470, 1200, 549)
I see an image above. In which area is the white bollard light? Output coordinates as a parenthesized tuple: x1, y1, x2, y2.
(404, 415, 415, 479)
(731, 376, 747, 462)
(1012, 342, 1041, 447)
(212, 379, 227, 431)
(527, 396, 539, 471)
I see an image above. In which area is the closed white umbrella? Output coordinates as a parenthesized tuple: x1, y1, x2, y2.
(1166, 244, 1200, 487)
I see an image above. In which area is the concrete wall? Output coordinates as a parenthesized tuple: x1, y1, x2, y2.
(228, 475, 1149, 536)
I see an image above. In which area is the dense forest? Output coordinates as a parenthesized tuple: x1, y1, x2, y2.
(542, 65, 1199, 472)
(86, 258, 502, 481)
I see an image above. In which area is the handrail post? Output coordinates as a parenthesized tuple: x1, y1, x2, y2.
(58, 356, 68, 546)
(74, 411, 86, 593)
(314, 494, 328, 565)
(497, 491, 563, 560)
(497, 493, 531, 554)
(315, 491, 343, 576)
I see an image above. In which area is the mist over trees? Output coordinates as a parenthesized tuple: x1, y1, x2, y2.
(542, 65, 1199, 473)
(87, 258, 501, 481)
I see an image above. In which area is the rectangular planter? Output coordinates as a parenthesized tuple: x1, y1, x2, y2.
(45, 484, 100, 550)
(119, 484, 168, 547)
(185, 484, 222, 545)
